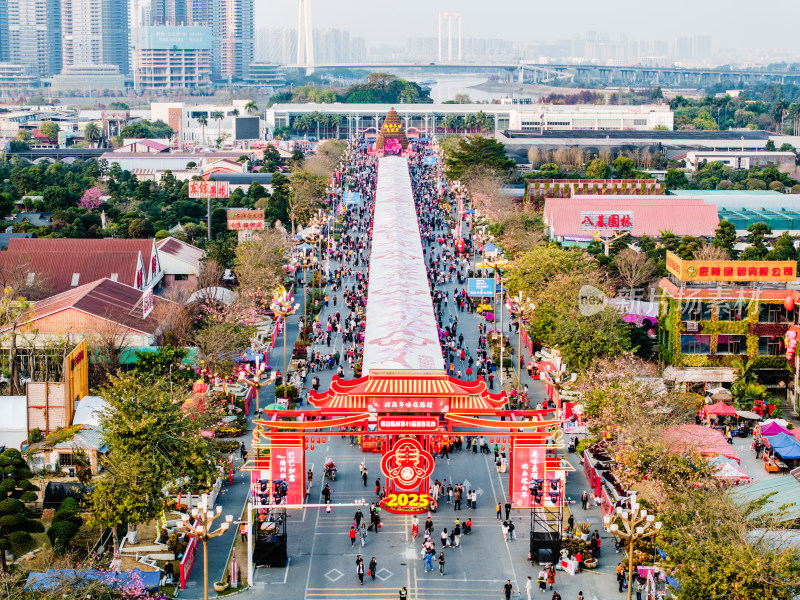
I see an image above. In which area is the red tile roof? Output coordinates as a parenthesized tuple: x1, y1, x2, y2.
(8, 278, 171, 335)
(0, 238, 158, 296)
(544, 196, 719, 238)
(156, 237, 205, 265)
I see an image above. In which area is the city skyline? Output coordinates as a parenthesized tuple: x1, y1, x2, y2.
(252, 0, 800, 59)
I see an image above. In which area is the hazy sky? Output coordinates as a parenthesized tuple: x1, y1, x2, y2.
(255, 0, 800, 57)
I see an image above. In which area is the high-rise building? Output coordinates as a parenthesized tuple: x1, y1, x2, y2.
(212, 0, 253, 80)
(136, 25, 212, 88)
(255, 27, 297, 64)
(186, 0, 209, 25)
(61, 0, 130, 74)
(7, 0, 62, 77)
(150, 0, 187, 25)
(0, 0, 9, 62)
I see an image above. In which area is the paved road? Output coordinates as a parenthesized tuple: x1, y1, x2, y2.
(181, 165, 622, 599)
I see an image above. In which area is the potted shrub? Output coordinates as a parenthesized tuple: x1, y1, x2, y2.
(575, 521, 591, 541)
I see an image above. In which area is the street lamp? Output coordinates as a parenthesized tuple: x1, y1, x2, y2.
(176, 493, 233, 600)
(603, 494, 662, 600)
(295, 253, 316, 341)
(238, 356, 270, 414)
(510, 292, 536, 392)
(483, 254, 508, 385)
(270, 287, 300, 385)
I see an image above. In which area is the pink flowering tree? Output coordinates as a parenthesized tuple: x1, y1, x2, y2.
(79, 186, 104, 211)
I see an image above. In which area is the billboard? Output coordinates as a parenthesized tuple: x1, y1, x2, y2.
(343, 191, 361, 205)
(138, 26, 212, 50)
(467, 277, 495, 297)
(233, 116, 260, 141)
(271, 445, 304, 506)
(666, 251, 796, 282)
(189, 180, 230, 198)
(510, 446, 545, 508)
(580, 211, 634, 231)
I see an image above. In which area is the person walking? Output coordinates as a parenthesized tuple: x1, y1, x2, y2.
(438, 552, 445, 576)
(581, 491, 588, 510)
(616, 563, 625, 592)
(349, 526, 357, 547)
(412, 515, 419, 539)
(567, 514, 574, 535)
(501, 520, 509, 542)
(537, 569, 547, 592)
(503, 580, 514, 600)
(453, 522, 461, 547)
(399, 587, 408, 600)
(424, 548, 434, 573)
(508, 519, 515, 540)
(496, 503, 502, 520)
(551, 593, 561, 600)
(547, 564, 556, 590)
(526, 576, 533, 600)
(577, 592, 584, 600)
(359, 522, 367, 547)
(354, 509, 363, 528)
(362, 467, 368, 487)
(357, 558, 365, 585)
(369, 557, 377, 581)
(504, 501, 512, 521)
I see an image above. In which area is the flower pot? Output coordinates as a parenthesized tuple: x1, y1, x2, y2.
(213, 582, 229, 592)
(583, 558, 598, 569)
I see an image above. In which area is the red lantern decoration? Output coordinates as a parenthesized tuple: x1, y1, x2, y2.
(785, 296, 796, 311)
(316, 437, 321, 444)
(490, 437, 494, 444)
(310, 443, 315, 450)
(322, 437, 327, 443)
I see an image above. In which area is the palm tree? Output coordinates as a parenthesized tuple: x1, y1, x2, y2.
(83, 122, 101, 147)
(245, 100, 258, 116)
(231, 108, 240, 117)
(197, 114, 208, 147)
(329, 114, 343, 138)
(212, 111, 224, 147)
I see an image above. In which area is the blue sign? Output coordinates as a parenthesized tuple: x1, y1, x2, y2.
(422, 155, 437, 166)
(343, 191, 362, 205)
(468, 278, 495, 298)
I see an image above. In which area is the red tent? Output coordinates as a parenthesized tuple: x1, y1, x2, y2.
(705, 401, 737, 416)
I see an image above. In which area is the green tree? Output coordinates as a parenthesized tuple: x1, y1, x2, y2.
(612, 156, 636, 178)
(740, 221, 771, 260)
(212, 111, 225, 147)
(444, 135, 516, 181)
(665, 168, 689, 189)
(712, 219, 737, 255)
(764, 138, 777, 151)
(39, 121, 60, 140)
(87, 375, 220, 542)
(585, 157, 611, 179)
(766, 231, 797, 261)
(551, 311, 633, 370)
(83, 122, 101, 146)
(660, 488, 800, 600)
(196, 114, 208, 146)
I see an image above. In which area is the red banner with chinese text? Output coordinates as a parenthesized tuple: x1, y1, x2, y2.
(271, 439, 305, 505)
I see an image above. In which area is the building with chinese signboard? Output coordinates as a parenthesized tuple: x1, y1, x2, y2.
(543, 196, 719, 246)
(659, 251, 799, 402)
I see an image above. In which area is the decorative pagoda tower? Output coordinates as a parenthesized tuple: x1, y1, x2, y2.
(375, 108, 409, 154)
